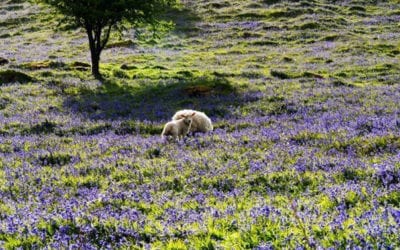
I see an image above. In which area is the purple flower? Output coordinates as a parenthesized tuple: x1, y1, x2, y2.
(255, 242, 273, 250)
(250, 206, 271, 219)
(249, 161, 264, 173)
(391, 209, 400, 226)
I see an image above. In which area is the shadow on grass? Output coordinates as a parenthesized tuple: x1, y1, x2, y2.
(63, 74, 262, 122)
(162, 3, 202, 37)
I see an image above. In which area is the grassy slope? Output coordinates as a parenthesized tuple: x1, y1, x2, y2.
(1, 0, 400, 121)
(0, 0, 400, 248)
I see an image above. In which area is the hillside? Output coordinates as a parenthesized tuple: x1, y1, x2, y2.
(0, 0, 400, 248)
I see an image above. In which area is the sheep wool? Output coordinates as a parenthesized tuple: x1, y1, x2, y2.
(161, 112, 195, 140)
(172, 109, 213, 133)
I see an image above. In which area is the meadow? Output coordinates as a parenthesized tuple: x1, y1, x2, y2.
(0, 0, 399, 248)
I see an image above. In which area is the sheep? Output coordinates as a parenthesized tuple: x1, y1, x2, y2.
(161, 112, 196, 140)
(172, 109, 213, 134)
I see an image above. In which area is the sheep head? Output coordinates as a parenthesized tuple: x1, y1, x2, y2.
(181, 112, 196, 126)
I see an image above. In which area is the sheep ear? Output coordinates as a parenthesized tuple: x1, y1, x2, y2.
(191, 112, 196, 117)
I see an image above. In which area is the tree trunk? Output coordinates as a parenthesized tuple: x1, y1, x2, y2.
(90, 50, 101, 79)
(85, 23, 114, 80)
(86, 26, 102, 79)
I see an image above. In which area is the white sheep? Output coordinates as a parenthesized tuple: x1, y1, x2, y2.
(161, 112, 196, 140)
(172, 109, 213, 134)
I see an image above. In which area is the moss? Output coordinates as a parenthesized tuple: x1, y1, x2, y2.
(19, 61, 66, 70)
(237, 12, 266, 19)
(177, 70, 194, 78)
(246, 3, 263, 8)
(0, 70, 33, 84)
(241, 70, 264, 79)
(0, 33, 12, 38)
(120, 64, 138, 70)
(250, 40, 279, 46)
(68, 61, 91, 72)
(213, 71, 236, 78)
(3, 4, 23, 11)
(40, 71, 54, 77)
(0, 57, 9, 65)
(298, 22, 321, 30)
(151, 65, 169, 70)
(70, 61, 91, 69)
(348, 5, 366, 12)
(282, 56, 294, 62)
(0, 17, 30, 27)
(331, 77, 352, 87)
(0, 97, 11, 110)
(207, 2, 230, 8)
(240, 31, 263, 38)
(388, 49, 400, 57)
(270, 69, 294, 79)
(302, 71, 324, 79)
(370, 44, 400, 57)
(7, 0, 25, 3)
(263, 0, 283, 4)
(267, 8, 309, 19)
(112, 69, 130, 79)
(321, 34, 341, 41)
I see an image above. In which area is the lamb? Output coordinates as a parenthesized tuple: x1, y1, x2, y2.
(161, 112, 196, 140)
(172, 109, 213, 133)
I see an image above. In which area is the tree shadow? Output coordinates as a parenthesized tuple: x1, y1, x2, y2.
(162, 3, 202, 37)
(62, 74, 263, 123)
(60, 5, 262, 129)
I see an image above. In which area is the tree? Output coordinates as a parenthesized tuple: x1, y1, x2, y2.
(41, 0, 176, 79)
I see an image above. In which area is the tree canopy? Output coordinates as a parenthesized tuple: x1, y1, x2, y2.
(41, 0, 177, 78)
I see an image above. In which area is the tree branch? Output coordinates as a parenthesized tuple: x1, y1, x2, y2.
(100, 23, 114, 51)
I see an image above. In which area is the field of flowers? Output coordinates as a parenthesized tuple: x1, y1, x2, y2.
(0, 0, 400, 248)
